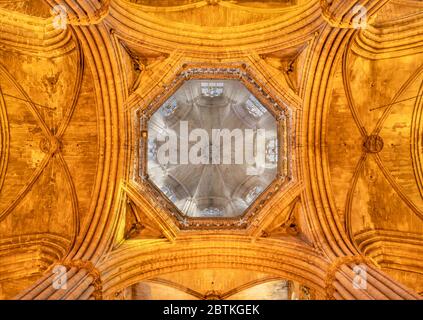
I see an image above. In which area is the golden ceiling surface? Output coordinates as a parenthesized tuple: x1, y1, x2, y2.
(0, 0, 422, 300)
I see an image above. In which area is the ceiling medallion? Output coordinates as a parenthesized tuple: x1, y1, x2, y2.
(363, 134, 384, 153)
(135, 64, 294, 230)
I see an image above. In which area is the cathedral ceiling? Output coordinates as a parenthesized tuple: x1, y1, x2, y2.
(0, 0, 422, 299)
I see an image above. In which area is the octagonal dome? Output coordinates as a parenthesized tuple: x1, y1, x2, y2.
(146, 79, 278, 218)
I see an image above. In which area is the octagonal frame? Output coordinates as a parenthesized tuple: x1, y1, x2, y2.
(134, 63, 294, 230)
